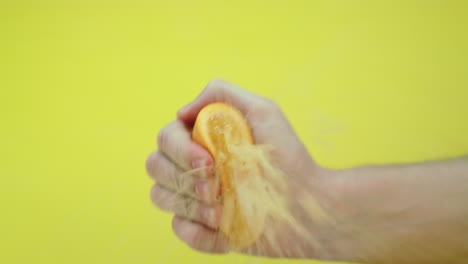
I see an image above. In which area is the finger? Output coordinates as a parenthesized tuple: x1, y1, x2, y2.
(146, 151, 184, 183)
(151, 184, 221, 229)
(157, 120, 214, 171)
(172, 216, 230, 254)
(146, 151, 218, 202)
(177, 79, 258, 124)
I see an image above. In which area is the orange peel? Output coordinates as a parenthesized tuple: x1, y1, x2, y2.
(192, 102, 265, 250)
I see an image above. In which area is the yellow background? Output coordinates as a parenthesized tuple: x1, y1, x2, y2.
(1, 1, 467, 263)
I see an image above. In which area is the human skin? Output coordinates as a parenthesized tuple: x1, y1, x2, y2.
(146, 79, 468, 263)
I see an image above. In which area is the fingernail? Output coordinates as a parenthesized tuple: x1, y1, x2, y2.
(203, 207, 217, 227)
(192, 159, 207, 169)
(195, 183, 209, 200)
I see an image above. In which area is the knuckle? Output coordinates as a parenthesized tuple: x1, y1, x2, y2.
(150, 185, 171, 210)
(145, 152, 158, 176)
(205, 79, 230, 97)
(205, 79, 226, 90)
(157, 121, 179, 149)
(150, 185, 163, 206)
(150, 153, 172, 183)
(192, 229, 221, 253)
(153, 153, 167, 175)
(252, 97, 281, 120)
(210, 233, 228, 253)
(258, 96, 279, 111)
(157, 127, 168, 149)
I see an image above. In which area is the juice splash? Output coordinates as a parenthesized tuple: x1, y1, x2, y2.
(191, 103, 330, 254)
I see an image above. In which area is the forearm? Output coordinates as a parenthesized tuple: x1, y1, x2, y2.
(325, 157, 468, 263)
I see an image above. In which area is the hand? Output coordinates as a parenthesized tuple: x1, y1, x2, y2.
(146, 79, 468, 263)
(145, 80, 332, 257)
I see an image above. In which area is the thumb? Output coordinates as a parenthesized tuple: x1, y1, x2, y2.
(177, 79, 257, 124)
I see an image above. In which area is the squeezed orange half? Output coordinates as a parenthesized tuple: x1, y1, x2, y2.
(192, 102, 264, 250)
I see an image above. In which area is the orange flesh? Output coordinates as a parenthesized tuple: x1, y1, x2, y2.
(192, 103, 265, 250)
